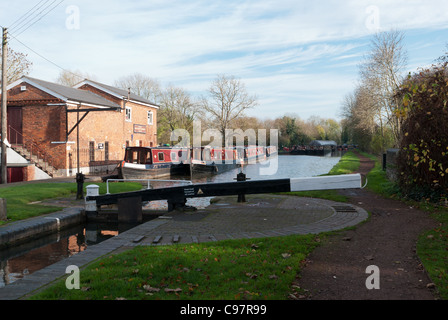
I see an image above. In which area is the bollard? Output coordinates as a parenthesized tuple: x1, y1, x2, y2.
(76, 173, 88, 200)
(85, 184, 100, 219)
(236, 172, 249, 203)
(0, 198, 6, 221)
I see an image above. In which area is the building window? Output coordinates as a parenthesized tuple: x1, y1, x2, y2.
(125, 107, 132, 122)
(89, 141, 95, 162)
(105, 142, 109, 161)
(147, 111, 153, 125)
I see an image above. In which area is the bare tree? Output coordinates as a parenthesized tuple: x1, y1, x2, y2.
(201, 74, 257, 140)
(56, 69, 97, 87)
(353, 85, 379, 134)
(0, 47, 32, 86)
(359, 30, 408, 148)
(114, 73, 161, 104)
(159, 85, 198, 132)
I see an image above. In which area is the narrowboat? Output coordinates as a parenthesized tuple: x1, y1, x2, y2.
(243, 145, 271, 164)
(266, 146, 278, 158)
(118, 146, 190, 180)
(244, 145, 258, 164)
(256, 146, 267, 163)
(190, 146, 244, 174)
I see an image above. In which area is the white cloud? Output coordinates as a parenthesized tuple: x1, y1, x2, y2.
(2, 0, 448, 121)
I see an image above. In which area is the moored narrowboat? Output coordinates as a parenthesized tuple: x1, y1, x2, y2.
(117, 145, 278, 180)
(118, 146, 190, 180)
(266, 146, 278, 158)
(190, 146, 244, 174)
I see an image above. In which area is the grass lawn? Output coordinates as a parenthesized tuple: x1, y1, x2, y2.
(0, 182, 143, 225)
(327, 151, 360, 175)
(0, 183, 76, 224)
(30, 234, 322, 300)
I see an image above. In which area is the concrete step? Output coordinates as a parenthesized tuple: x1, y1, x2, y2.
(11, 145, 56, 177)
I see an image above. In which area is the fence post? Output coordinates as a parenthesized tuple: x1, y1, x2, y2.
(0, 198, 6, 221)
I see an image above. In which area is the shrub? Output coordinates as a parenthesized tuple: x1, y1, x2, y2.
(395, 62, 448, 202)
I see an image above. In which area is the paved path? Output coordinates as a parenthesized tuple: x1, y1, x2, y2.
(0, 193, 368, 300)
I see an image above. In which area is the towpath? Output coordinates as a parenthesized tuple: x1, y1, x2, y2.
(295, 152, 439, 300)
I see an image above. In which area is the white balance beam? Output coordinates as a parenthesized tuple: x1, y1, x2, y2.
(290, 173, 362, 192)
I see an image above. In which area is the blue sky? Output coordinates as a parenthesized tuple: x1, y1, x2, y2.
(1, 0, 448, 121)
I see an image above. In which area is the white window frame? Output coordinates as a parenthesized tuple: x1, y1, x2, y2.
(125, 106, 132, 122)
(147, 110, 154, 125)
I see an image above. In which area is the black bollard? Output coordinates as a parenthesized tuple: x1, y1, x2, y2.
(76, 173, 87, 200)
(236, 172, 248, 203)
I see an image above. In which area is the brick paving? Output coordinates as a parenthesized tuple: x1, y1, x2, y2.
(0, 194, 368, 300)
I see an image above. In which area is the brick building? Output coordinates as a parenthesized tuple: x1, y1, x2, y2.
(2, 76, 158, 181)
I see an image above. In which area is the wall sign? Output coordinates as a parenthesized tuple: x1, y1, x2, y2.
(134, 124, 147, 134)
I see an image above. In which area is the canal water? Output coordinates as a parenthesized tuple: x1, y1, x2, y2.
(145, 154, 342, 210)
(209, 154, 342, 182)
(0, 154, 341, 287)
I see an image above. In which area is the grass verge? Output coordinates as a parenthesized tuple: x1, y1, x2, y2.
(0, 184, 76, 224)
(327, 151, 360, 175)
(30, 234, 322, 300)
(0, 182, 143, 226)
(417, 209, 448, 300)
(358, 152, 399, 197)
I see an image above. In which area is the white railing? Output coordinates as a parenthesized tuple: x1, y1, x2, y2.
(105, 179, 193, 194)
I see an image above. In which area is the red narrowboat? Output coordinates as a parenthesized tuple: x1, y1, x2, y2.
(118, 146, 190, 179)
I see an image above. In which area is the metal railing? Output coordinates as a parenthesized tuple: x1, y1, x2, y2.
(105, 178, 193, 194)
(8, 125, 59, 173)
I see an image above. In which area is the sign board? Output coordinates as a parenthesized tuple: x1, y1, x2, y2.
(134, 124, 147, 134)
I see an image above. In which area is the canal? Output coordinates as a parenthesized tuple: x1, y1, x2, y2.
(0, 154, 342, 287)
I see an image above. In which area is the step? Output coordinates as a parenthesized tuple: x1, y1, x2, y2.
(12, 145, 56, 177)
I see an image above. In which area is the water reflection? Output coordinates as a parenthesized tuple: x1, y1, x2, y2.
(0, 223, 124, 287)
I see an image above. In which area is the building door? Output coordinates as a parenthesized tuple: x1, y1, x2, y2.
(7, 107, 23, 145)
(8, 167, 24, 183)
